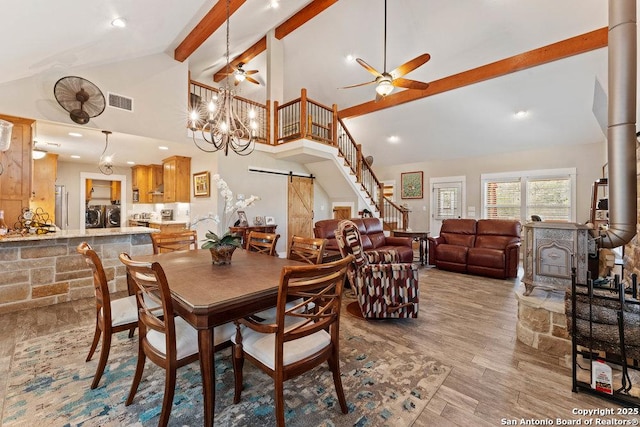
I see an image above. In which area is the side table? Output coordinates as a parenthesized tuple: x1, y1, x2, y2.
(392, 230, 430, 265)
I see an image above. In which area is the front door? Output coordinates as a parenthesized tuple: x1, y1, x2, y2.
(429, 176, 466, 234)
(288, 176, 314, 239)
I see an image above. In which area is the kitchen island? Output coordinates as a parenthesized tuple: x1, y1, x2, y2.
(0, 227, 158, 314)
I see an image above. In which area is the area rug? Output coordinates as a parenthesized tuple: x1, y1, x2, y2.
(1, 316, 450, 427)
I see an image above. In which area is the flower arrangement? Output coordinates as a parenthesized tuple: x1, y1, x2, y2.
(201, 174, 260, 250)
(213, 174, 260, 227)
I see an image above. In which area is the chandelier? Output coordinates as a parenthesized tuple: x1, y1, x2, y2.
(99, 130, 114, 175)
(189, 0, 257, 156)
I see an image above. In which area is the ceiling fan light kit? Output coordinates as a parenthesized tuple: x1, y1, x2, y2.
(341, 0, 430, 100)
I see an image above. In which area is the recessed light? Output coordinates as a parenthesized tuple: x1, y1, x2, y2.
(68, 132, 82, 137)
(387, 135, 400, 144)
(127, 161, 135, 165)
(268, 0, 279, 8)
(345, 54, 356, 63)
(158, 146, 169, 150)
(70, 155, 81, 159)
(111, 18, 127, 28)
(514, 110, 529, 119)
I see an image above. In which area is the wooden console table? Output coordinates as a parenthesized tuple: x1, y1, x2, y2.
(228, 225, 278, 250)
(392, 230, 430, 265)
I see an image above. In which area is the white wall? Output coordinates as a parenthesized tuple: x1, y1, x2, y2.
(376, 140, 606, 232)
(0, 53, 190, 144)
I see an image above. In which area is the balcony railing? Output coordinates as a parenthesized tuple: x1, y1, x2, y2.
(189, 81, 270, 145)
(188, 83, 408, 229)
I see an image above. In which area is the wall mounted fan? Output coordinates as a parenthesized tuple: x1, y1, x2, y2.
(53, 76, 106, 125)
(220, 62, 260, 86)
(341, 0, 430, 100)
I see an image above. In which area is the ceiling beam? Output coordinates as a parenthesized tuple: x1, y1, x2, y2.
(213, 37, 267, 82)
(211, 0, 339, 81)
(275, 0, 339, 39)
(174, 0, 246, 63)
(339, 27, 608, 119)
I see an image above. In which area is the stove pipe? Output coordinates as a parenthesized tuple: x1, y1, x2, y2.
(599, 0, 637, 248)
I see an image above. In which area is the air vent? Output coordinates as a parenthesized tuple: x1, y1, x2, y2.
(107, 92, 134, 112)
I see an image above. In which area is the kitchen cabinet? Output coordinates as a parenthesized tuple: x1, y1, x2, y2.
(149, 222, 187, 233)
(30, 153, 58, 221)
(162, 156, 191, 203)
(110, 181, 121, 202)
(131, 164, 162, 203)
(0, 114, 34, 227)
(131, 166, 149, 204)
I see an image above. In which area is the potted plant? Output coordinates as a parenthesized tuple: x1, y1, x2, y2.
(201, 230, 242, 265)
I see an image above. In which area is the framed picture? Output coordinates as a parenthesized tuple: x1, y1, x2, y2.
(193, 171, 210, 197)
(237, 210, 248, 226)
(401, 171, 423, 199)
(265, 216, 275, 225)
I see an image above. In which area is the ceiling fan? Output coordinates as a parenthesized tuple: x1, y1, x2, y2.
(341, 0, 430, 100)
(221, 62, 260, 86)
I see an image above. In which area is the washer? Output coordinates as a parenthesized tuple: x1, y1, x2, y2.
(85, 206, 104, 228)
(104, 205, 121, 228)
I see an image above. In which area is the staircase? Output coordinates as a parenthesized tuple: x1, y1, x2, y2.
(189, 83, 409, 229)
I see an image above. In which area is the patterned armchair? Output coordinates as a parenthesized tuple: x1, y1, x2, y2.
(335, 220, 419, 319)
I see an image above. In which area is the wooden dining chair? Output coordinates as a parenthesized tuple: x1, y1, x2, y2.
(119, 253, 235, 427)
(287, 235, 327, 264)
(150, 230, 197, 254)
(246, 230, 280, 256)
(77, 241, 138, 390)
(251, 235, 327, 320)
(231, 255, 354, 427)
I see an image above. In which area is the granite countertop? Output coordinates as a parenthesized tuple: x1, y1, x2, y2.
(0, 226, 158, 242)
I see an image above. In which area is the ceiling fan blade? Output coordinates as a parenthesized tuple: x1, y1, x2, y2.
(244, 70, 259, 76)
(245, 76, 261, 85)
(356, 58, 383, 78)
(339, 80, 377, 89)
(392, 78, 429, 91)
(389, 53, 431, 79)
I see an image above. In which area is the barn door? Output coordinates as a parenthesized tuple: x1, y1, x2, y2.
(288, 176, 314, 239)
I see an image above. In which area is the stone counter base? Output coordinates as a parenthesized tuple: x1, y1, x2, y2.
(515, 286, 572, 367)
(0, 233, 153, 314)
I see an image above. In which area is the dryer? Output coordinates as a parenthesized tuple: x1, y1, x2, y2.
(85, 206, 104, 228)
(105, 205, 121, 228)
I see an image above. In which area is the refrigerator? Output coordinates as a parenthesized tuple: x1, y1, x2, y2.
(54, 185, 68, 230)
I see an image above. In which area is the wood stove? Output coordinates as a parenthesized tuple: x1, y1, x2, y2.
(522, 222, 590, 295)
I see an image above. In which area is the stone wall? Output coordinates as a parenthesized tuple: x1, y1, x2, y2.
(515, 288, 571, 367)
(623, 166, 640, 281)
(0, 233, 153, 314)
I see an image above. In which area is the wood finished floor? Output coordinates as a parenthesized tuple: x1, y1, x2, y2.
(0, 265, 637, 426)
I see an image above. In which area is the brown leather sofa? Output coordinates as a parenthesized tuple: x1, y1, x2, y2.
(427, 218, 522, 279)
(314, 217, 414, 263)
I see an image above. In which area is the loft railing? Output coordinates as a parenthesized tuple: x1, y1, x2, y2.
(188, 83, 408, 229)
(189, 80, 270, 145)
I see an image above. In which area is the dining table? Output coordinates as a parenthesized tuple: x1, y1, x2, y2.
(132, 248, 306, 427)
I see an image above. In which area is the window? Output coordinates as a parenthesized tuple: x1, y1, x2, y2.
(482, 168, 576, 222)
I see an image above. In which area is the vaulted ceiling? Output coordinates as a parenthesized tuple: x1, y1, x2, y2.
(2, 0, 624, 167)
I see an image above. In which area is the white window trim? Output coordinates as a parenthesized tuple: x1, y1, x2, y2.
(481, 168, 577, 222)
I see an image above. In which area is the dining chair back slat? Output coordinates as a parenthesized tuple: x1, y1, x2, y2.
(151, 230, 197, 254)
(246, 231, 280, 256)
(287, 235, 327, 264)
